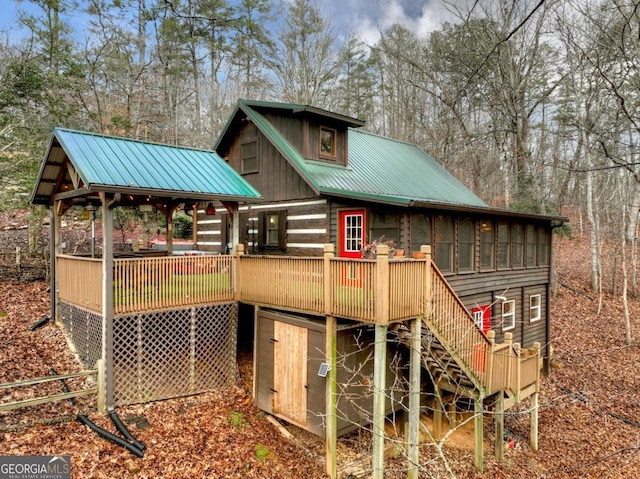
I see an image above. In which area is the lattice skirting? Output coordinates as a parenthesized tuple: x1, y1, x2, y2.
(112, 302, 238, 406)
(59, 301, 103, 370)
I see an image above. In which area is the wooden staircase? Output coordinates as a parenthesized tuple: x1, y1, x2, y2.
(390, 262, 541, 408)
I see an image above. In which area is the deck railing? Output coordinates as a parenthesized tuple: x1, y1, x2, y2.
(236, 255, 324, 313)
(57, 255, 103, 313)
(113, 255, 234, 314)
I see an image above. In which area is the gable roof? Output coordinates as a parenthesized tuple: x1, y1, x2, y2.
(221, 99, 487, 209)
(32, 128, 262, 205)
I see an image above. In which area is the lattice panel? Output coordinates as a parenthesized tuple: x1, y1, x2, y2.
(59, 301, 103, 369)
(113, 302, 237, 405)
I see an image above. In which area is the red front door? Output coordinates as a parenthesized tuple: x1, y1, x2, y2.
(339, 210, 366, 258)
(339, 210, 366, 286)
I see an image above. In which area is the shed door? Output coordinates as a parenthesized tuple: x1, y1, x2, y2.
(273, 321, 308, 426)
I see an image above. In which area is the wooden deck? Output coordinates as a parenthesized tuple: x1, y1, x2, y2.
(56, 245, 540, 401)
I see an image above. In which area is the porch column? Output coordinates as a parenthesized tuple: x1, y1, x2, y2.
(407, 316, 422, 479)
(49, 206, 59, 324)
(100, 193, 115, 409)
(372, 324, 388, 479)
(474, 394, 484, 472)
(495, 389, 504, 462)
(325, 315, 338, 479)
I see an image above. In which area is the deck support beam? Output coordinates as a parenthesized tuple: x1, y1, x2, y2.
(407, 317, 422, 479)
(325, 315, 338, 479)
(530, 391, 539, 451)
(474, 395, 484, 473)
(495, 390, 504, 462)
(372, 324, 388, 479)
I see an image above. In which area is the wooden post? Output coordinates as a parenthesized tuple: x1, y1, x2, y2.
(325, 315, 338, 479)
(495, 389, 504, 461)
(421, 245, 432, 318)
(474, 395, 484, 472)
(234, 244, 244, 302)
(530, 342, 540, 451)
(324, 244, 334, 316)
(485, 330, 496, 391)
(372, 324, 388, 479)
(530, 391, 539, 451)
(96, 358, 107, 414)
(375, 244, 390, 325)
(232, 205, 240, 254)
(433, 392, 442, 441)
(100, 193, 115, 409)
(49, 207, 58, 324)
(407, 317, 421, 479)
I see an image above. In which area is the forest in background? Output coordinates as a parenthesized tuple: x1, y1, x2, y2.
(1, 0, 640, 303)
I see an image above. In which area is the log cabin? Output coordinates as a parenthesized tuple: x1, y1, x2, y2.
(32, 99, 565, 475)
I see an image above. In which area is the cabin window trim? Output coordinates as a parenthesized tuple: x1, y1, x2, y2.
(501, 299, 516, 331)
(319, 126, 337, 158)
(241, 140, 259, 174)
(258, 210, 287, 251)
(530, 294, 541, 322)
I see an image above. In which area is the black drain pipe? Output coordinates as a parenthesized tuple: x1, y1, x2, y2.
(77, 414, 144, 457)
(51, 368, 145, 457)
(108, 408, 146, 452)
(29, 316, 50, 331)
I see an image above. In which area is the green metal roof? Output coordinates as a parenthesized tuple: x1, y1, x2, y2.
(232, 100, 487, 209)
(32, 128, 262, 205)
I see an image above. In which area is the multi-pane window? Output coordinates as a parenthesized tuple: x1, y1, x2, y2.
(512, 224, 524, 268)
(502, 300, 516, 331)
(344, 214, 363, 253)
(241, 140, 258, 174)
(319, 127, 336, 157)
(370, 213, 399, 246)
(434, 216, 454, 272)
(480, 220, 494, 270)
(458, 219, 474, 272)
(530, 294, 541, 322)
(497, 223, 510, 269)
(538, 228, 549, 266)
(266, 213, 279, 246)
(526, 224, 536, 266)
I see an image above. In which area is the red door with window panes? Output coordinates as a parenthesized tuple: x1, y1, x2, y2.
(339, 210, 366, 286)
(472, 305, 491, 373)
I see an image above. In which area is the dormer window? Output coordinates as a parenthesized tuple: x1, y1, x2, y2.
(319, 127, 336, 157)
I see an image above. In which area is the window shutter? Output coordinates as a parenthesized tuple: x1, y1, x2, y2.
(277, 210, 287, 250)
(257, 212, 265, 250)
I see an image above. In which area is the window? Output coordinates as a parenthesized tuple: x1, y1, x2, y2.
(502, 299, 515, 331)
(497, 223, 510, 269)
(344, 213, 364, 254)
(241, 140, 258, 174)
(530, 294, 541, 322)
(472, 305, 491, 333)
(480, 220, 494, 270)
(538, 228, 549, 266)
(512, 224, 524, 268)
(370, 212, 399, 246)
(434, 216, 454, 272)
(319, 127, 336, 157)
(258, 210, 286, 250)
(410, 214, 431, 253)
(526, 224, 536, 267)
(458, 219, 474, 272)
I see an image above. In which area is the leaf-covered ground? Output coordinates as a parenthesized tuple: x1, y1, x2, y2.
(1, 224, 640, 478)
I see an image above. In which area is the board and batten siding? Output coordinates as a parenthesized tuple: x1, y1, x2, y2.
(227, 122, 317, 202)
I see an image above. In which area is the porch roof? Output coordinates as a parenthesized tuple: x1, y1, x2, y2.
(31, 128, 262, 206)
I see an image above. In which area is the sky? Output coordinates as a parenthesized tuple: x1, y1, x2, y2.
(0, 0, 463, 44)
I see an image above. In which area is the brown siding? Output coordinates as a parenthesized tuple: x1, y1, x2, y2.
(522, 285, 547, 348)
